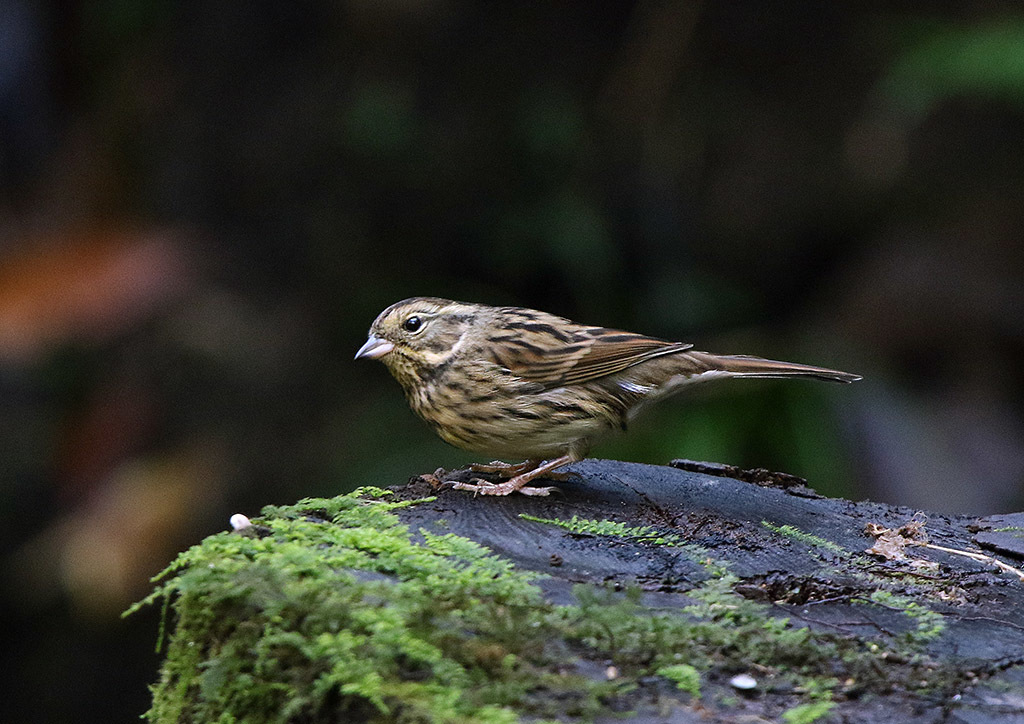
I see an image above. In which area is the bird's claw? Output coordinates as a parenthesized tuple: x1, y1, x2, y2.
(418, 468, 448, 489)
(518, 484, 560, 496)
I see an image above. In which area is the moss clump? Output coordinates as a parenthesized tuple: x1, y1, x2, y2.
(519, 513, 679, 546)
(559, 565, 843, 689)
(760, 521, 948, 645)
(656, 664, 700, 698)
(780, 678, 836, 724)
(129, 489, 565, 723)
(782, 700, 835, 724)
(761, 521, 849, 557)
(130, 490, 964, 723)
(519, 513, 710, 561)
(867, 590, 945, 645)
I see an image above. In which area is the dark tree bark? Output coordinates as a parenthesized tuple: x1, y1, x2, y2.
(390, 459, 1024, 723)
(144, 459, 1024, 723)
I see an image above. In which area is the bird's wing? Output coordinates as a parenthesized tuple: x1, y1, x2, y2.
(489, 320, 692, 388)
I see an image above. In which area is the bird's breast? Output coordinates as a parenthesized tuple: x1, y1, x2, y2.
(405, 368, 616, 459)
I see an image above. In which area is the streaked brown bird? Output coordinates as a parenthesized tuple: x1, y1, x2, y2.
(356, 297, 860, 496)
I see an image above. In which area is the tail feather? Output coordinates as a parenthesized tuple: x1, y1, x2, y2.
(686, 352, 861, 384)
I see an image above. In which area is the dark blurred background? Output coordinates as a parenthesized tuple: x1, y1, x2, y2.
(2, 1, 1024, 721)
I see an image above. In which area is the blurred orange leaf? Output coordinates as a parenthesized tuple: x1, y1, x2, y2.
(0, 228, 194, 363)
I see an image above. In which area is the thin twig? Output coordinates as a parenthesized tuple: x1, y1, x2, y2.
(919, 542, 1024, 582)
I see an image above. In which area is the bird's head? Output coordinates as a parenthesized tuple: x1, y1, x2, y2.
(355, 297, 482, 390)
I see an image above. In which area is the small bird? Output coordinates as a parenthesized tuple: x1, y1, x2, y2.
(356, 297, 860, 496)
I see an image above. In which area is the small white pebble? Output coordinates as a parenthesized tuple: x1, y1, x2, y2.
(730, 673, 757, 690)
(230, 513, 252, 531)
(605, 665, 618, 680)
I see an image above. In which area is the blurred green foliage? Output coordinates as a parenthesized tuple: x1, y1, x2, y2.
(878, 20, 1024, 120)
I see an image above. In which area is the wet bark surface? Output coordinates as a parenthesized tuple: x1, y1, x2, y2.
(392, 458, 1024, 724)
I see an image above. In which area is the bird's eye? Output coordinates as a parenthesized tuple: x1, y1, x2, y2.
(402, 316, 422, 333)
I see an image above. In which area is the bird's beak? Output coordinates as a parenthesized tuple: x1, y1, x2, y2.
(354, 334, 395, 360)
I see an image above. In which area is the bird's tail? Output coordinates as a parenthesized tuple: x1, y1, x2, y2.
(685, 351, 861, 384)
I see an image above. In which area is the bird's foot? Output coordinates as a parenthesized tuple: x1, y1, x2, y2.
(449, 454, 575, 497)
(468, 459, 572, 482)
(469, 459, 539, 477)
(449, 478, 558, 496)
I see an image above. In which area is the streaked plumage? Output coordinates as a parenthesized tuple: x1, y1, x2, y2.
(356, 297, 860, 496)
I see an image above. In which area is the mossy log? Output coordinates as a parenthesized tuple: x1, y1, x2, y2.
(134, 459, 1024, 723)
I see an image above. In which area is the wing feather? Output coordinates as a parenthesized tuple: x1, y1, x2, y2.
(489, 316, 691, 388)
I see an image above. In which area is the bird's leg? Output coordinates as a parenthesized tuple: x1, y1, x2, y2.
(469, 459, 573, 482)
(450, 454, 575, 496)
(469, 459, 540, 477)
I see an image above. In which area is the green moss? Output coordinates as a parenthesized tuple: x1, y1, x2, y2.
(656, 664, 700, 698)
(781, 700, 835, 724)
(519, 513, 677, 545)
(759, 523, 948, 646)
(781, 678, 837, 724)
(867, 590, 945, 645)
(519, 513, 710, 561)
(761, 522, 848, 557)
(130, 490, 963, 723)
(130, 490, 550, 723)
